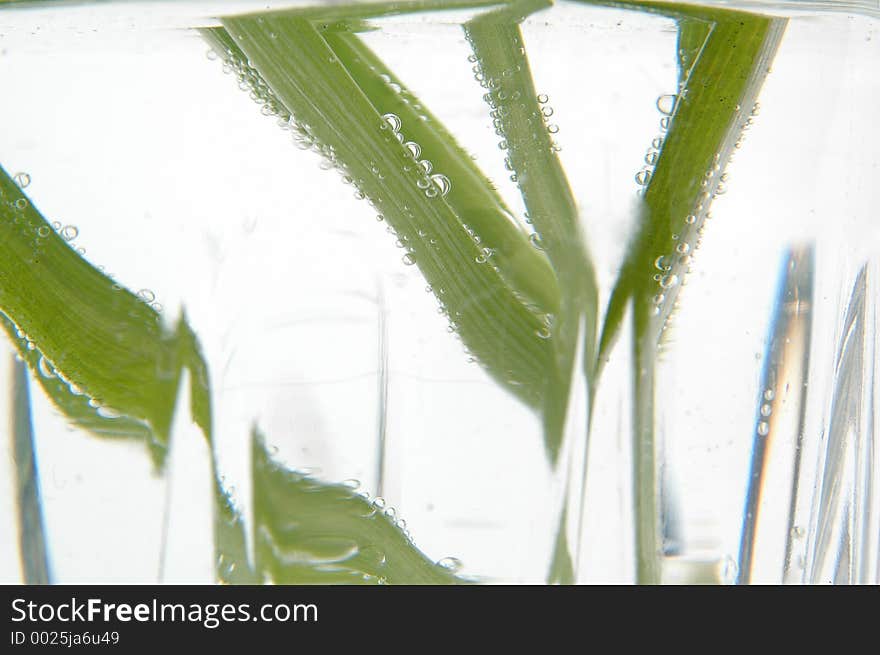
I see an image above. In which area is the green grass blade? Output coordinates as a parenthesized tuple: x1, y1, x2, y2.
(320, 29, 561, 316)
(212, 429, 465, 585)
(0, 165, 212, 464)
(583, 2, 787, 364)
(575, 1, 787, 583)
(222, 0, 512, 24)
(249, 430, 461, 584)
(10, 356, 51, 583)
(465, 0, 599, 462)
(208, 15, 559, 416)
(214, 467, 258, 584)
(547, 506, 575, 584)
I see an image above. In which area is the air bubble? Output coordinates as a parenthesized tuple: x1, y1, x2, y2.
(660, 116, 670, 130)
(15, 198, 27, 210)
(763, 389, 775, 401)
(676, 243, 690, 255)
(529, 233, 545, 250)
(547, 124, 559, 134)
(61, 225, 79, 241)
(656, 94, 677, 115)
(475, 248, 495, 264)
(430, 174, 451, 196)
(659, 274, 678, 289)
(645, 150, 659, 166)
(382, 113, 401, 132)
(37, 356, 55, 379)
(37, 226, 50, 238)
(536, 94, 548, 104)
(757, 421, 770, 436)
(654, 256, 671, 271)
(402, 253, 416, 266)
(13, 172, 31, 189)
(404, 141, 421, 159)
(635, 169, 652, 186)
(97, 406, 121, 419)
(685, 214, 696, 225)
(138, 289, 156, 303)
(437, 557, 463, 573)
(760, 404, 772, 417)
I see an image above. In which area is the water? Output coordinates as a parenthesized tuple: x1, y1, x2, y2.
(0, 0, 878, 584)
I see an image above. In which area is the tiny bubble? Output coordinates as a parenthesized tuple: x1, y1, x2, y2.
(13, 172, 31, 189)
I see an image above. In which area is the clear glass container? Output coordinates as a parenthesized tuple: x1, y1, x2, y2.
(0, 0, 878, 584)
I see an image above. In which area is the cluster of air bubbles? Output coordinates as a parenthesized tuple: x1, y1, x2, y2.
(384, 222, 421, 269)
(209, 45, 289, 121)
(536, 94, 561, 151)
(644, 140, 742, 315)
(352, 492, 414, 542)
(475, 246, 496, 264)
(25, 339, 120, 418)
(733, 101, 761, 151)
(137, 288, 164, 313)
(466, 41, 561, 155)
(756, 389, 773, 436)
(210, 43, 384, 204)
(635, 94, 680, 193)
(380, 113, 451, 199)
(649, 255, 677, 316)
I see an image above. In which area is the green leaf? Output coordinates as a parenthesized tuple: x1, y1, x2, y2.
(319, 28, 561, 316)
(464, 0, 599, 464)
(0, 165, 212, 465)
(206, 13, 563, 423)
(578, 0, 787, 583)
(222, 430, 462, 585)
(584, 1, 787, 365)
(463, 0, 601, 581)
